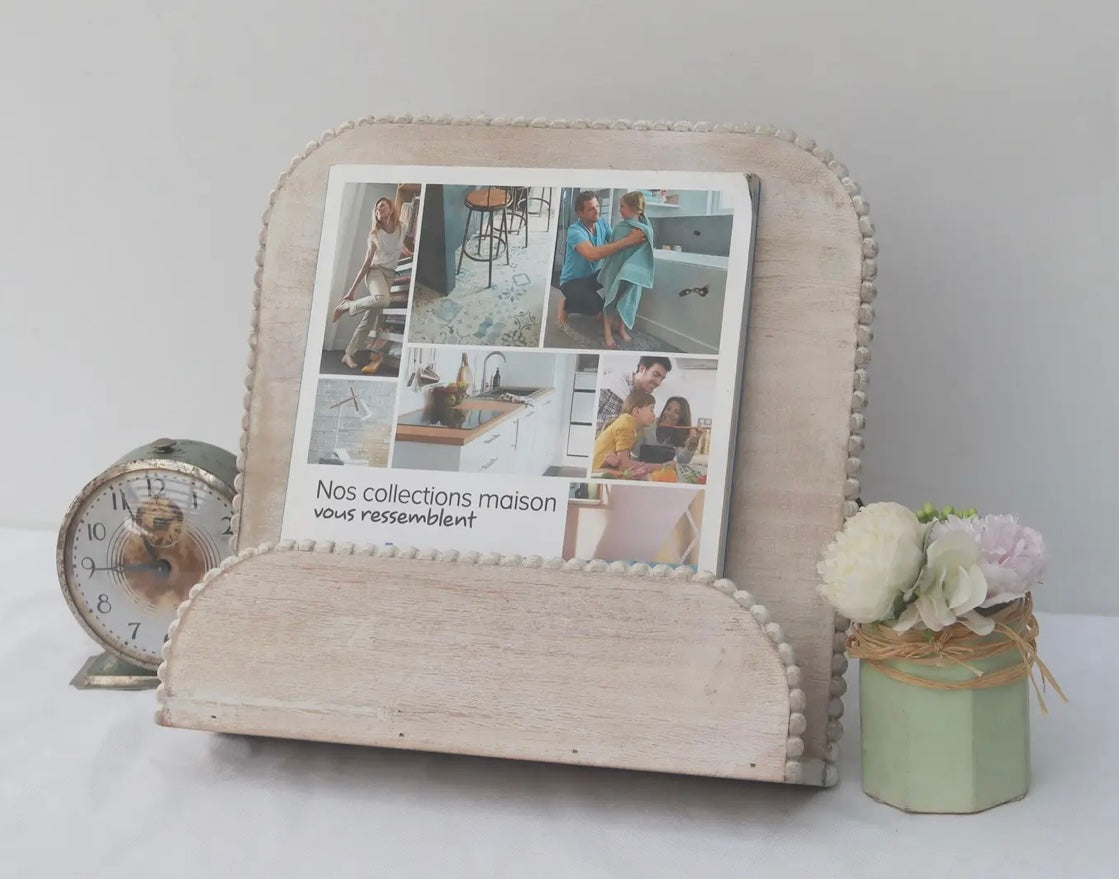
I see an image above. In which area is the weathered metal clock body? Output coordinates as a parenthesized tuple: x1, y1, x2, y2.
(57, 438, 236, 677)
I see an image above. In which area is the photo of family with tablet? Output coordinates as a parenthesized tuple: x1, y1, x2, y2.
(589, 354, 717, 485)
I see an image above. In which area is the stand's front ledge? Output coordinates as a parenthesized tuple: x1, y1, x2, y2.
(156, 542, 812, 784)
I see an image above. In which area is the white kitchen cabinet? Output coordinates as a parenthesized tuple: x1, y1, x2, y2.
(573, 371, 597, 391)
(569, 388, 595, 424)
(390, 438, 461, 472)
(459, 418, 516, 474)
(511, 407, 538, 474)
(533, 393, 559, 471)
(567, 424, 594, 458)
(393, 391, 560, 477)
(513, 390, 558, 475)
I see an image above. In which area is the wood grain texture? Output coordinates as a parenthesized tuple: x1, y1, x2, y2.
(156, 544, 801, 783)
(223, 116, 873, 786)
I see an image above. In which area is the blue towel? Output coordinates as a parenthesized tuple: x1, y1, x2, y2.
(597, 217, 655, 329)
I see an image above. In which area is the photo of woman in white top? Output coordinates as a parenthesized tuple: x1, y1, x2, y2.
(331, 197, 413, 373)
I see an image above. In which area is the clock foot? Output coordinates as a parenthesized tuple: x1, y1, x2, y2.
(70, 652, 159, 690)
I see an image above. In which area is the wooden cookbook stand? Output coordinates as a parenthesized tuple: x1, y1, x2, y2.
(155, 116, 875, 787)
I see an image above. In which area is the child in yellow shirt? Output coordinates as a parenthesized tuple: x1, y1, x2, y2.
(593, 391, 657, 474)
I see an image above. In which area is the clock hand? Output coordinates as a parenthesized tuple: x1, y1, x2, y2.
(91, 561, 172, 577)
(115, 561, 171, 575)
(140, 535, 160, 561)
(129, 512, 160, 561)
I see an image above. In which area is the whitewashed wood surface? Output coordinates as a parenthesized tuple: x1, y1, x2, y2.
(183, 118, 870, 785)
(157, 544, 804, 782)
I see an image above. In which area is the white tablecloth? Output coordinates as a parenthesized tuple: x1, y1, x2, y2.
(4, 527, 1114, 878)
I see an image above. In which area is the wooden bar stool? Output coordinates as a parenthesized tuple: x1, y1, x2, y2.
(526, 185, 553, 232)
(503, 185, 531, 249)
(457, 186, 511, 289)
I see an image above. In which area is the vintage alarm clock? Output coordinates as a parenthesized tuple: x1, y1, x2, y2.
(56, 438, 237, 686)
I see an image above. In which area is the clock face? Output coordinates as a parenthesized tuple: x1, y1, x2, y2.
(62, 466, 234, 668)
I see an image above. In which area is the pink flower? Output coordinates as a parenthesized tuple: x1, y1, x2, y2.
(931, 514, 1047, 607)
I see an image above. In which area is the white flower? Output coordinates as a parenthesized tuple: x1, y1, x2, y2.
(893, 529, 992, 635)
(817, 502, 926, 623)
(931, 514, 1046, 607)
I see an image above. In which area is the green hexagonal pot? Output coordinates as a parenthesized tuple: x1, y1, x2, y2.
(859, 640, 1030, 814)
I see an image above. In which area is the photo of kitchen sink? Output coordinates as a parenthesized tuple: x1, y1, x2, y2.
(392, 348, 596, 477)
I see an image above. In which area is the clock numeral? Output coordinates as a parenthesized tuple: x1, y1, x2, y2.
(81, 557, 96, 575)
(97, 594, 112, 614)
(128, 622, 141, 640)
(86, 522, 106, 541)
(146, 476, 166, 497)
(111, 490, 132, 514)
(221, 515, 233, 536)
(191, 489, 199, 510)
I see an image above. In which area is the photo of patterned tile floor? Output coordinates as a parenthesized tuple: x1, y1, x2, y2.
(408, 225, 553, 348)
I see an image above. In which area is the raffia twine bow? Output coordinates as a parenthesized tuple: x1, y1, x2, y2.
(846, 594, 1068, 714)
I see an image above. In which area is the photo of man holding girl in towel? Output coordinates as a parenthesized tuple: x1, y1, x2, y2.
(555, 190, 654, 348)
(548, 183, 740, 355)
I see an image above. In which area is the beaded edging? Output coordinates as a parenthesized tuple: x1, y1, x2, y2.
(230, 115, 876, 787)
(156, 541, 809, 784)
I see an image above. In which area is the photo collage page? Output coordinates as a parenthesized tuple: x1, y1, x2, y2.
(281, 165, 758, 574)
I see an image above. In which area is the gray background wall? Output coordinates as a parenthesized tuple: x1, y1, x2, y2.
(2, 0, 1115, 614)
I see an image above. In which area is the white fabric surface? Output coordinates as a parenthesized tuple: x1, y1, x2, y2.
(4, 526, 1115, 878)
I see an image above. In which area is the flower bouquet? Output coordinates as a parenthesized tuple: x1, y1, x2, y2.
(817, 502, 1065, 813)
